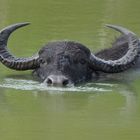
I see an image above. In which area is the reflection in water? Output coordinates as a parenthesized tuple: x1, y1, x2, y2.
(0, 76, 139, 140)
(0, 76, 138, 119)
(119, 85, 137, 122)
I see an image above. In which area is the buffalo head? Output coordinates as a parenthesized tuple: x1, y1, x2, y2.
(0, 23, 139, 86)
(35, 41, 93, 85)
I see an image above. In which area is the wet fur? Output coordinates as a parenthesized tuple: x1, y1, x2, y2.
(95, 35, 129, 60)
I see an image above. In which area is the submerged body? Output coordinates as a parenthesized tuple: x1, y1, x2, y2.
(0, 23, 139, 86)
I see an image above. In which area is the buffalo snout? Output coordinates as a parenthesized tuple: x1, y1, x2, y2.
(45, 75, 70, 86)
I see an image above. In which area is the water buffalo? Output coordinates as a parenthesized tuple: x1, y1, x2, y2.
(0, 23, 139, 86)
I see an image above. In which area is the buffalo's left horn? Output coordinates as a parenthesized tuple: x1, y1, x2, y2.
(89, 25, 140, 73)
(0, 23, 40, 70)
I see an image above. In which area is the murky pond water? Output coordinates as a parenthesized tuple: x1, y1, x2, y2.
(0, 0, 140, 139)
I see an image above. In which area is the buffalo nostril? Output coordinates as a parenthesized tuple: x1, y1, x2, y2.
(46, 78, 53, 85)
(62, 79, 69, 86)
(46, 75, 69, 86)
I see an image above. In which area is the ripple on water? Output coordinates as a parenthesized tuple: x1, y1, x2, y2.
(0, 78, 116, 93)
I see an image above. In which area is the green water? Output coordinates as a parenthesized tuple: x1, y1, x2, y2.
(0, 0, 140, 140)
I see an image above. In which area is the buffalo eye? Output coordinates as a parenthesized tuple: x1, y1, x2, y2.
(80, 59, 86, 65)
(46, 57, 51, 63)
(39, 58, 45, 64)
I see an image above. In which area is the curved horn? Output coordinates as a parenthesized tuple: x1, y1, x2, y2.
(89, 25, 140, 73)
(105, 24, 136, 35)
(0, 23, 40, 70)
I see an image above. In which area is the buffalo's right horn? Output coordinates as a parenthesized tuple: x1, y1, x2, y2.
(0, 23, 40, 70)
(89, 25, 140, 73)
